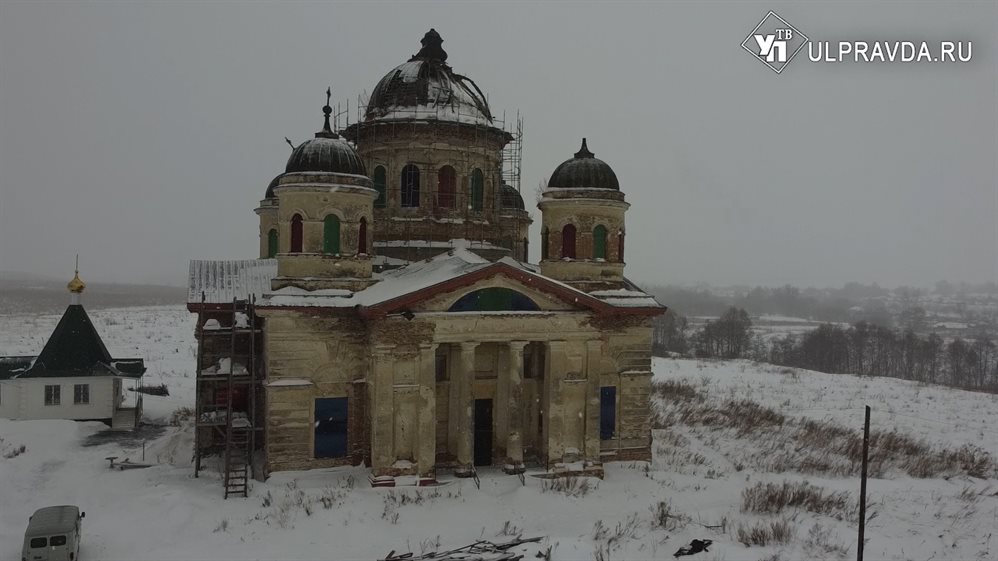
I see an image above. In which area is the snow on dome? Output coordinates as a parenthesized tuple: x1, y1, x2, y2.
(286, 91, 367, 175)
(364, 29, 494, 126)
(285, 136, 366, 175)
(547, 138, 620, 190)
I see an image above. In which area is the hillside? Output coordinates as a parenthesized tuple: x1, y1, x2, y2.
(1, 307, 996, 561)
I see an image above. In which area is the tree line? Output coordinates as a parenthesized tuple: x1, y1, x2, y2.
(653, 307, 998, 392)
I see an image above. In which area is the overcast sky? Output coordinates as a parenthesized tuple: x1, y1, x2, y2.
(1, 1, 995, 289)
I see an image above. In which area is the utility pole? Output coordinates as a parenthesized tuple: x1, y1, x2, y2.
(857, 405, 870, 561)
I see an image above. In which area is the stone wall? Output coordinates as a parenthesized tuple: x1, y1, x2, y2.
(259, 301, 655, 476)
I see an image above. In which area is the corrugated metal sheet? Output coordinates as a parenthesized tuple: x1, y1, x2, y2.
(188, 259, 277, 304)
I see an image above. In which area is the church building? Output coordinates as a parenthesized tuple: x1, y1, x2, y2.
(188, 29, 664, 493)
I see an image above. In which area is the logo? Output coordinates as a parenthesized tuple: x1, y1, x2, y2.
(741, 11, 809, 73)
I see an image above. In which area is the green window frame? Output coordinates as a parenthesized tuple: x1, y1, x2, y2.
(267, 229, 278, 258)
(323, 215, 341, 254)
(470, 169, 484, 212)
(593, 225, 608, 260)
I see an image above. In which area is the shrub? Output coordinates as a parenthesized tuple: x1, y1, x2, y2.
(169, 407, 193, 426)
(541, 476, 594, 497)
(652, 379, 703, 402)
(735, 519, 794, 547)
(742, 481, 854, 521)
(3, 444, 27, 459)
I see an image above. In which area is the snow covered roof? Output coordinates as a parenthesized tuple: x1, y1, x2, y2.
(188, 259, 277, 305)
(263, 247, 490, 309)
(261, 247, 664, 316)
(190, 247, 662, 316)
(588, 287, 662, 308)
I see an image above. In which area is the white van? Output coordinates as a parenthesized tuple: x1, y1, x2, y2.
(21, 506, 85, 561)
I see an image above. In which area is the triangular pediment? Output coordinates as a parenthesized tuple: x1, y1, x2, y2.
(361, 261, 616, 317)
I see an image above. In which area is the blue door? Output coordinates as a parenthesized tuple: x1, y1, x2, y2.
(599, 387, 616, 440)
(314, 398, 348, 458)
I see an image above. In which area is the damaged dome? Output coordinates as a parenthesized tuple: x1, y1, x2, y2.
(365, 29, 494, 126)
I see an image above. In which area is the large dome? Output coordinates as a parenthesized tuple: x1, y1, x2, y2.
(547, 139, 620, 190)
(364, 29, 493, 126)
(286, 101, 367, 176)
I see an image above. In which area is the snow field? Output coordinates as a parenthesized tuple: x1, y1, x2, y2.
(1, 308, 996, 560)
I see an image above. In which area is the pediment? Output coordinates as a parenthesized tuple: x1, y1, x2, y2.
(361, 262, 615, 317)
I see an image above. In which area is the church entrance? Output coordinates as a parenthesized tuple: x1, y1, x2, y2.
(473, 398, 493, 466)
(314, 397, 348, 459)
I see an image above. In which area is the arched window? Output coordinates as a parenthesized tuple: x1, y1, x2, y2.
(593, 225, 608, 260)
(500, 237, 514, 251)
(522, 237, 529, 262)
(267, 229, 278, 258)
(541, 228, 549, 260)
(470, 168, 484, 212)
(561, 224, 576, 259)
(373, 166, 386, 208)
(401, 164, 420, 207)
(290, 214, 304, 253)
(437, 166, 456, 209)
(323, 215, 340, 254)
(617, 229, 625, 263)
(448, 288, 541, 312)
(358, 217, 368, 254)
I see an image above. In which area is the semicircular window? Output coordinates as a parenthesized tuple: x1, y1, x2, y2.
(448, 288, 540, 312)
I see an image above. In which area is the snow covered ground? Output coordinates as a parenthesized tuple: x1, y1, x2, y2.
(1, 307, 996, 561)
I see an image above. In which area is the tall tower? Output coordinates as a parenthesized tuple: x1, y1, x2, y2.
(270, 92, 379, 291)
(538, 139, 629, 292)
(342, 29, 529, 262)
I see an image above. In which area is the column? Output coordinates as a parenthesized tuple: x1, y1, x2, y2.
(504, 341, 528, 473)
(584, 340, 603, 463)
(370, 345, 395, 474)
(416, 343, 437, 479)
(544, 340, 566, 465)
(455, 341, 477, 476)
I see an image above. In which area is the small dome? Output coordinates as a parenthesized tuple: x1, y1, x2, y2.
(365, 29, 493, 125)
(547, 139, 619, 190)
(286, 95, 367, 176)
(265, 174, 282, 199)
(499, 183, 525, 210)
(286, 137, 366, 175)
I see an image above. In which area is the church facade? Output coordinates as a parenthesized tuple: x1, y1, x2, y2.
(189, 30, 664, 486)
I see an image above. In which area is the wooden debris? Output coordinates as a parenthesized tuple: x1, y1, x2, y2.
(380, 536, 543, 561)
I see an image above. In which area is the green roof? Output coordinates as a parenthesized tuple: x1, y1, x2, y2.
(0, 305, 145, 379)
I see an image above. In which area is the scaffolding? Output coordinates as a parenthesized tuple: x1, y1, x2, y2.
(193, 295, 263, 498)
(336, 96, 530, 264)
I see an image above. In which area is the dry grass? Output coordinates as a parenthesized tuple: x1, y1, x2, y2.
(802, 523, 849, 558)
(735, 518, 794, 547)
(656, 383, 997, 479)
(541, 476, 595, 497)
(742, 481, 854, 521)
(656, 395, 785, 435)
(652, 379, 703, 402)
